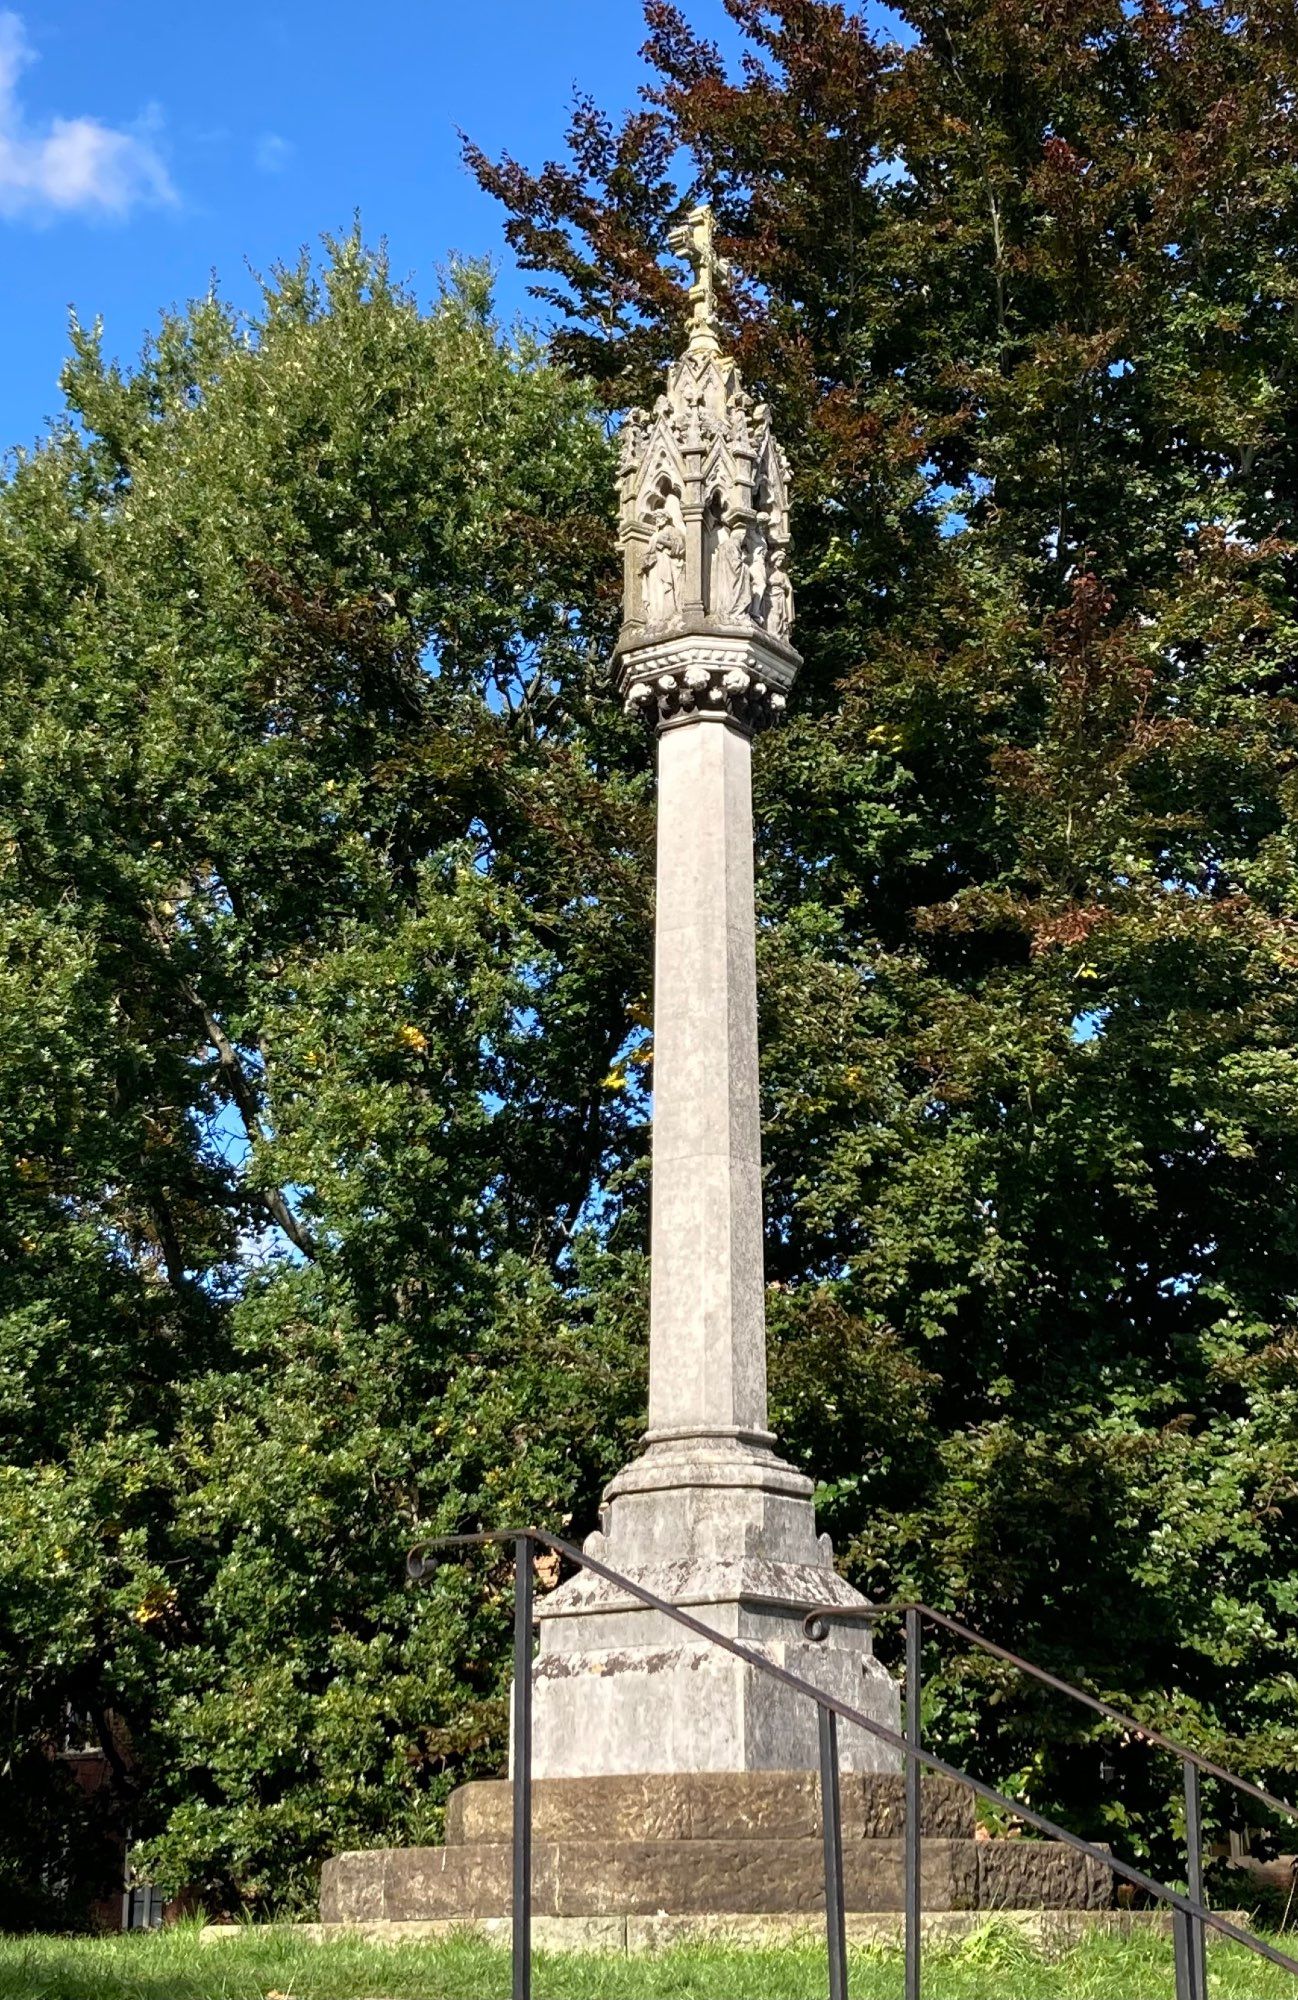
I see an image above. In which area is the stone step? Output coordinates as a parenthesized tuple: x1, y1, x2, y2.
(224, 1909, 1251, 1956)
(320, 1834, 1110, 1924)
(446, 1771, 976, 1846)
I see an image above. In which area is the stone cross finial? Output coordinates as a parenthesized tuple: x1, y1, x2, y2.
(667, 204, 729, 355)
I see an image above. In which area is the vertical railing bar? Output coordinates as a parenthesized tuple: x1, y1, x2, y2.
(819, 1703, 848, 2000)
(1184, 1756, 1207, 2000)
(512, 1534, 534, 2000)
(1173, 1905, 1196, 2000)
(905, 1606, 921, 2000)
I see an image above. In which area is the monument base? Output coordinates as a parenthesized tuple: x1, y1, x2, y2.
(530, 1553, 899, 1777)
(320, 1773, 1112, 1923)
(530, 1435, 901, 1777)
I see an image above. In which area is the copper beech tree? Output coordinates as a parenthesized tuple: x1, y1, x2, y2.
(470, 0, 1298, 1858)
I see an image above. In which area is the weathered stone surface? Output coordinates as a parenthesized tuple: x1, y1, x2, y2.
(316, 1848, 386, 1925)
(324, 1836, 983, 1921)
(532, 1629, 900, 1779)
(381, 1845, 502, 1921)
(321, 1829, 1113, 1924)
(976, 1839, 1112, 1911)
(849, 1774, 974, 1840)
(215, 1909, 1248, 1956)
(447, 1771, 975, 1846)
(643, 718, 767, 1442)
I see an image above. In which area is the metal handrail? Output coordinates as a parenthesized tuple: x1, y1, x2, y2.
(408, 1527, 1298, 2000)
(803, 1599, 1298, 1829)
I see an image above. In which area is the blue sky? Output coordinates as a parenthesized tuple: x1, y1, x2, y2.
(2, 0, 758, 452)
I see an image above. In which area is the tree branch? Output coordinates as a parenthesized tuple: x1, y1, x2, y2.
(145, 905, 318, 1261)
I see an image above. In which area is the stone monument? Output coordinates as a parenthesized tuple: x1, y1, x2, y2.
(529, 206, 900, 1778)
(319, 215, 1109, 1931)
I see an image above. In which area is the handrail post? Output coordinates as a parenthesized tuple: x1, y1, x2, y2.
(819, 1703, 848, 2000)
(1184, 1756, 1207, 2000)
(905, 1606, 921, 2000)
(1174, 1907, 1198, 2000)
(512, 1534, 534, 2000)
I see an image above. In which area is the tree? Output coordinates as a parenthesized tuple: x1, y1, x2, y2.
(469, 0, 1298, 1860)
(0, 239, 649, 1915)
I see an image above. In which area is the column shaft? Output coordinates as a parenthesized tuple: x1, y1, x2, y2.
(647, 713, 767, 1442)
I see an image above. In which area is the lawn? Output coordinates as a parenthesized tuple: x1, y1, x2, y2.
(1, 1922, 1296, 2000)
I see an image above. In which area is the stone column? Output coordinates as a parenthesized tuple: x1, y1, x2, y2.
(647, 711, 768, 1449)
(527, 209, 900, 1779)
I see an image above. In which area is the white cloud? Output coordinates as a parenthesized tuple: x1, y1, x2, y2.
(254, 132, 293, 174)
(0, 12, 175, 220)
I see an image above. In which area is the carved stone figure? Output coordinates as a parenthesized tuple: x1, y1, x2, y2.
(641, 486, 686, 626)
(681, 379, 706, 447)
(619, 407, 650, 475)
(708, 514, 750, 620)
(611, 205, 795, 703)
(767, 547, 794, 640)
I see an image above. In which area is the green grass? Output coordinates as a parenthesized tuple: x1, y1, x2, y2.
(0, 1921, 1295, 2000)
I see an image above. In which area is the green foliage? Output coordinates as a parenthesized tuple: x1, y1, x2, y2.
(0, 237, 648, 1915)
(6, 0, 1298, 1924)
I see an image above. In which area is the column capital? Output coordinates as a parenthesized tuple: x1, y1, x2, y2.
(616, 628, 799, 736)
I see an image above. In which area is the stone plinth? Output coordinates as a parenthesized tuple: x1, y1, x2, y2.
(277, 1913, 1227, 1956)
(320, 1773, 1112, 1924)
(531, 1439, 900, 1777)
